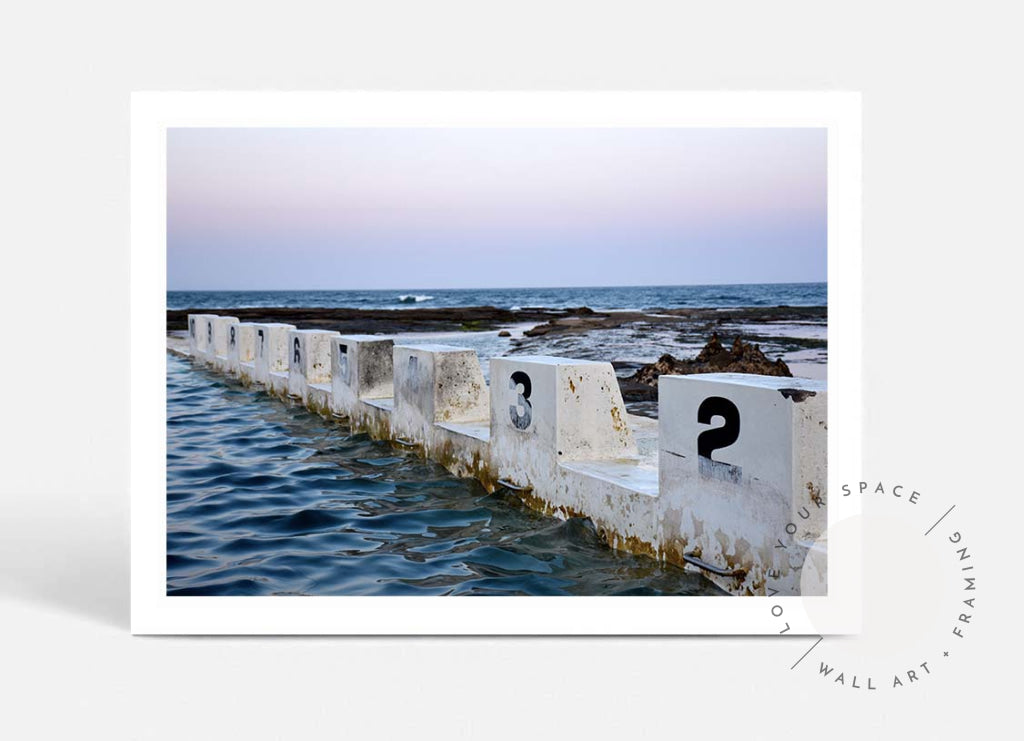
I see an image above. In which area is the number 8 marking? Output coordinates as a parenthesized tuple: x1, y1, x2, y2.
(509, 371, 532, 430)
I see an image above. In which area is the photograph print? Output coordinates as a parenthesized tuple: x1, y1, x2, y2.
(165, 123, 828, 599)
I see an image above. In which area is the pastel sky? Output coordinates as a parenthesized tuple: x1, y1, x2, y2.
(167, 127, 826, 290)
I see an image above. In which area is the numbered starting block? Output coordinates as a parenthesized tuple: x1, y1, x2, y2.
(328, 335, 396, 438)
(226, 322, 259, 378)
(487, 357, 661, 544)
(187, 313, 217, 362)
(286, 329, 340, 411)
(393, 345, 490, 476)
(330, 335, 393, 412)
(208, 316, 240, 373)
(489, 356, 637, 483)
(658, 373, 827, 595)
(251, 323, 297, 389)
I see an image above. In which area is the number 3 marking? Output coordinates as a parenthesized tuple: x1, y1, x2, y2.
(509, 371, 532, 430)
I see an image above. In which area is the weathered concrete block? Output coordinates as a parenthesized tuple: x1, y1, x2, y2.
(208, 316, 239, 372)
(330, 335, 394, 417)
(486, 356, 652, 543)
(238, 359, 257, 385)
(287, 329, 340, 402)
(226, 322, 258, 376)
(393, 344, 489, 446)
(187, 314, 207, 358)
(251, 323, 297, 386)
(489, 356, 637, 491)
(306, 383, 333, 418)
(658, 373, 827, 595)
(187, 313, 218, 363)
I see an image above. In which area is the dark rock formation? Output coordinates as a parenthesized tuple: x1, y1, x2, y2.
(628, 334, 792, 388)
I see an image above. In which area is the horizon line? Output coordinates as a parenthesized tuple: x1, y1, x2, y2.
(168, 280, 827, 293)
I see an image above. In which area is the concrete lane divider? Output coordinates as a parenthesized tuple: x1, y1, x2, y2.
(330, 335, 394, 415)
(225, 322, 258, 377)
(250, 323, 297, 390)
(393, 344, 490, 478)
(657, 373, 827, 595)
(205, 316, 239, 371)
(487, 356, 659, 546)
(329, 335, 395, 438)
(187, 314, 218, 364)
(229, 323, 260, 383)
(286, 329, 341, 412)
(489, 356, 637, 487)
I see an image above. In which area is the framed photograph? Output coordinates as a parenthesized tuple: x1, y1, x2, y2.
(131, 91, 861, 634)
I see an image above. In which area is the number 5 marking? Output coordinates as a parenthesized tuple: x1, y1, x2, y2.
(337, 343, 350, 384)
(509, 371, 532, 430)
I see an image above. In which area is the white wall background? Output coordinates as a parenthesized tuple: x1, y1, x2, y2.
(0, 2, 1018, 738)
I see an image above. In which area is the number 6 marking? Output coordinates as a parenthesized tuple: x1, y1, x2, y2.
(509, 371, 532, 430)
(293, 337, 301, 366)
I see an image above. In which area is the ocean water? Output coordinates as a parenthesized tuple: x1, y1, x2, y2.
(167, 355, 721, 596)
(168, 282, 826, 311)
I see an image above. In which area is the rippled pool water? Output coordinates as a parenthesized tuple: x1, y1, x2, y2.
(166, 355, 721, 596)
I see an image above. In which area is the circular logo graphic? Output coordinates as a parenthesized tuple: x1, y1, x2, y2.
(781, 481, 978, 690)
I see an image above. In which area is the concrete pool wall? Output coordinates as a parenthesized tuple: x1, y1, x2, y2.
(175, 315, 827, 596)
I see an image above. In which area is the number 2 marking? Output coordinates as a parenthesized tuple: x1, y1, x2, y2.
(697, 396, 740, 461)
(509, 371, 532, 430)
(696, 396, 742, 481)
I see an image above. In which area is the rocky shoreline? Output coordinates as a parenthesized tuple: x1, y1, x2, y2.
(168, 304, 825, 338)
(168, 304, 826, 414)
(166, 305, 594, 334)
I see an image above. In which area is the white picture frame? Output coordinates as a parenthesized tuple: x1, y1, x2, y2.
(131, 91, 862, 635)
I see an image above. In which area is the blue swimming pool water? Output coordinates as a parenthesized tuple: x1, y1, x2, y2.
(166, 355, 721, 596)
